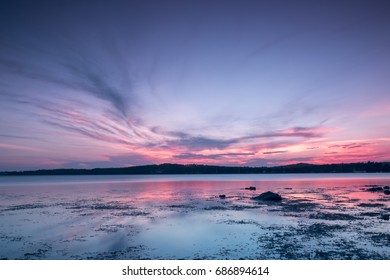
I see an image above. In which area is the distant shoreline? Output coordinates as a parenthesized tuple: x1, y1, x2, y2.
(1, 162, 390, 176)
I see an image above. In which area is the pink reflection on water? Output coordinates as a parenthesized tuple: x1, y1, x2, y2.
(2, 174, 389, 206)
(1, 174, 390, 259)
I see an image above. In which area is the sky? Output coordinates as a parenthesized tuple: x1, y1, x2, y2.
(1, 0, 390, 171)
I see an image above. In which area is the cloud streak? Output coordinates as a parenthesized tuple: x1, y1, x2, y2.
(0, 53, 131, 119)
(173, 152, 254, 160)
(167, 126, 328, 151)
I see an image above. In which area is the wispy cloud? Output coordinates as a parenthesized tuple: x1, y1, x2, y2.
(0, 143, 44, 152)
(262, 150, 287, 155)
(173, 152, 254, 160)
(245, 33, 296, 61)
(167, 125, 327, 151)
(168, 133, 239, 150)
(328, 142, 371, 149)
(0, 30, 133, 119)
(0, 133, 44, 141)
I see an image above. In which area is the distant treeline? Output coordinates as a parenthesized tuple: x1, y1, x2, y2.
(1, 162, 390, 176)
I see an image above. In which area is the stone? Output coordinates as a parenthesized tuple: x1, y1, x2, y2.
(252, 191, 282, 202)
(384, 190, 390, 195)
(245, 186, 256, 191)
(219, 195, 226, 199)
(381, 214, 389, 221)
(366, 187, 384, 192)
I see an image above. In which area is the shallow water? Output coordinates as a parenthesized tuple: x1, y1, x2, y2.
(0, 174, 389, 259)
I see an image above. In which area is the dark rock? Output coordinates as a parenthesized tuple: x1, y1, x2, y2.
(219, 195, 226, 199)
(384, 190, 390, 195)
(204, 206, 227, 211)
(384, 186, 390, 190)
(252, 191, 282, 202)
(358, 203, 385, 208)
(360, 212, 381, 217)
(245, 186, 256, 191)
(381, 214, 389, 221)
(366, 187, 384, 192)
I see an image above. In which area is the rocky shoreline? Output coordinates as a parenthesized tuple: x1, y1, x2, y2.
(0, 181, 389, 260)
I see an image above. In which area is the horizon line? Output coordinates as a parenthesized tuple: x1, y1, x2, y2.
(2, 161, 390, 174)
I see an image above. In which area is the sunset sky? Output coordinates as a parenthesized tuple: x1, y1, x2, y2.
(1, 0, 390, 171)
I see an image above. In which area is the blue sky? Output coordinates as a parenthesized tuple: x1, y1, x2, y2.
(1, 0, 390, 171)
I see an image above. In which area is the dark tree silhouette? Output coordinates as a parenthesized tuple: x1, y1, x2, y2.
(1, 162, 390, 176)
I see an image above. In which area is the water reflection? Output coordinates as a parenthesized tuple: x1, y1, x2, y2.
(0, 174, 389, 259)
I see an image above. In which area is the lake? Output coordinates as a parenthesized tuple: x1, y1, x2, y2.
(0, 173, 389, 259)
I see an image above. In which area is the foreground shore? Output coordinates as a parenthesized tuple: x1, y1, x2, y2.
(0, 175, 389, 259)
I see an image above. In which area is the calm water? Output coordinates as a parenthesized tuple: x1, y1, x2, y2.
(0, 173, 389, 259)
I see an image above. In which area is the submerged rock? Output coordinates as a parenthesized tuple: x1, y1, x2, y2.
(245, 186, 256, 191)
(219, 195, 226, 199)
(366, 187, 384, 192)
(358, 203, 385, 208)
(252, 191, 282, 201)
(381, 214, 389, 221)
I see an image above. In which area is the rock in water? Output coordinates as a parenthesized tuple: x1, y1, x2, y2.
(252, 191, 282, 201)
(219, 195, 226, 199)
(381, 214, 389, 221)
(366, 187, 384, 192)
(245, 186, 256, 191)
(384, 190, 390, 195)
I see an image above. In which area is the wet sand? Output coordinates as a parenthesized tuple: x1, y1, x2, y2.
(0, 175, 389, 259)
